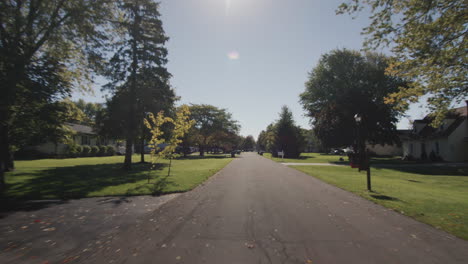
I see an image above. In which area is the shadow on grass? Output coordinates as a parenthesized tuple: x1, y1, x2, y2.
(408, 179, 422, 183)
(293, 156, 310, 160)
(176, 154, 230, 160)
(370, 194, 401, 201)
(2, 162, 174, 202)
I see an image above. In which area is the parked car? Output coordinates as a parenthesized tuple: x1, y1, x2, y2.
(143, 145, 152, 154)
(116, 145, 126, 155)
(331, 148, 345, 155)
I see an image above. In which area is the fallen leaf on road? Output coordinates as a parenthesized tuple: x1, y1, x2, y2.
(43, 227, 56, 232)
(176, 256, 181, 260)
(245, 242, 255, 249)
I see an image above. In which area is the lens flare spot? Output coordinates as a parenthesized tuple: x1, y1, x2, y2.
(227, 51, 240, 60)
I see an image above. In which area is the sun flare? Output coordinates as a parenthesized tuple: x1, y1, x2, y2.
(227, 51, 240, 60)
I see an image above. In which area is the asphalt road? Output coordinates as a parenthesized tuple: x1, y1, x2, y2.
(2, 152, 468, 263)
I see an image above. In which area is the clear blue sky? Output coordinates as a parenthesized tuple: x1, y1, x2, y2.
(72, 0, 432, 138)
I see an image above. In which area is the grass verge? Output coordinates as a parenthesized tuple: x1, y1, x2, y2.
(263, 152, 347, 164)
(4, 154, 233, 199)
(263, 152, 417, 165)
(292, 165, 468, 240)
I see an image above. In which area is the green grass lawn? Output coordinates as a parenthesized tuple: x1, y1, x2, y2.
(264, 152, 415, 165)
(263, 152, 348, 164)
(292, 165, 468, 240)
(4, 154, 233, 199)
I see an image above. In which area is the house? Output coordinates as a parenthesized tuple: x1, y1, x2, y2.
(401, 102, 468, 162)
(33, 123, 122, 155)
(365, 130, 411, 157)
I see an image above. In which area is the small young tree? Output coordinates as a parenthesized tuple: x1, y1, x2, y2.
(144, 111, 171, 183)
(144, 105, 194, 182)
(160, 105, 195, 176)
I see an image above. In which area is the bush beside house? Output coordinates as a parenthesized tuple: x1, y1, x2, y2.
(22, 123, 121, 159)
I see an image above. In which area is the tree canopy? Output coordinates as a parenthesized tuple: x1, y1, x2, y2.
(0, 0, 114, 190)
(242, 135, 256, 151)
(103, 0, 173, 168)
(258, 106, 305, 158)
(300, 49, 407, 149)
(337, 0, 468, 126)
(188, 104, 240, 156)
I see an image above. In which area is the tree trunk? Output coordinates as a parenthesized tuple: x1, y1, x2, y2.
(140, 135, 145, 163)
(0, 166, 4, 194)
(2, 126, 14, 172)
(124, 8, 140, 170)
(0, 123, 9, 193)
(199, 145, 205, 156)
(123, 137, 133, 170)
(167, 155, 172, 177)
(7, 151, 14, 171)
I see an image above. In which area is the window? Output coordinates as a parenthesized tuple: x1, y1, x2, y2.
(435, 142, 440, 154)
(81, 135, 90, 145)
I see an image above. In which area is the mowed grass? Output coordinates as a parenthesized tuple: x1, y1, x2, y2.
(4, 154, 233, 199)
(292, 165, 468, 240)
(264, 152, 414, 165)
(263, 152, 347, 164)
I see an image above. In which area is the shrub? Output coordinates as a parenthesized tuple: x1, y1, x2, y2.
(15, 148, 46, 160)
(67, 144, 80, 158)
(82, 145, 91, 157)
(76, 145, 83, 156)
(106, 145, 116, 156)
(90, 146, 99, 156)
(98, 145, 107, 156)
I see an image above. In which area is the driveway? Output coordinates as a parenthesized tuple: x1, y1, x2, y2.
(1, 152, 468, 263)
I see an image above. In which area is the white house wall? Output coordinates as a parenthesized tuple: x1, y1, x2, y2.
(35, 142, 68, 155)
(367, 143, 402, 156)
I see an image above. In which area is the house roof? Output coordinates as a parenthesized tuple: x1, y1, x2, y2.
(66, 123, 96, 135)
(453, 105, 467, 117)
(409, 105, 467, 139)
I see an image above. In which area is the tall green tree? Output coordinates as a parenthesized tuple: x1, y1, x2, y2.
(242, 135, 256, 150)
(272, 106, 305, 158)
(337, 0, 467, 126)
(256, 130, 267, 151)
(257, 123, 278, 154)
(104, 0, 172, 169)
(0, 0, 112, 191)
(188, 104, 240, 156)
(74, 99, 103, 125)
(300, 49, 407, 149)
